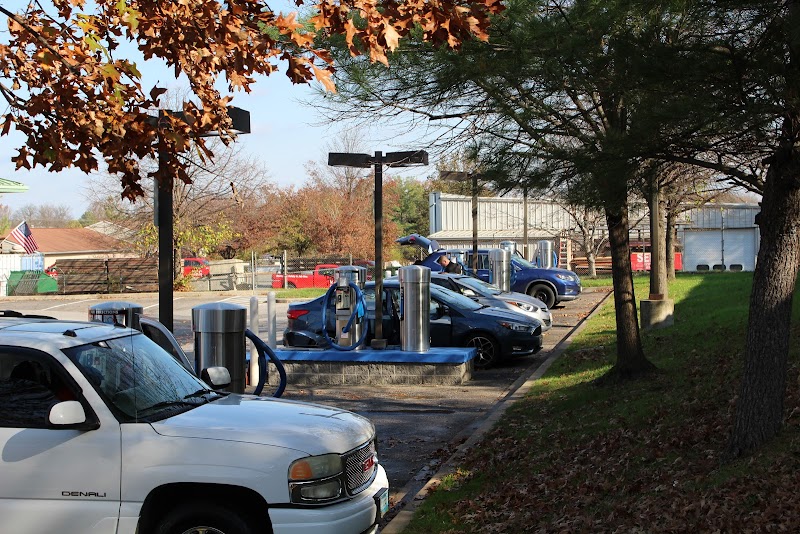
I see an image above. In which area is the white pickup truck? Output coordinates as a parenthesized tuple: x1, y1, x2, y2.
(0, 313, 389, 534)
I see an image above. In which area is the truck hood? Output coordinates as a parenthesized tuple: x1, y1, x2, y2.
(151, 394, 374, 456)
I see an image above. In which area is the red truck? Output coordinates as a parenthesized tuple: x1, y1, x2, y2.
(271, 263, 338, 289)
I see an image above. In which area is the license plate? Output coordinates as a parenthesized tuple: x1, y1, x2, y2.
(374, 488, 389, 522)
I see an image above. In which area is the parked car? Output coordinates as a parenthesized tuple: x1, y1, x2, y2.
(44, 264, 59, 279)
(272, 263, 338, 289)
(0, 312, 388, 534)
(396, 234, 582, 308)
(427, 272, 553, 331)
(284, 279, 543, 368)
(353, 259, 376, 280)
(182, 257, 210, 278)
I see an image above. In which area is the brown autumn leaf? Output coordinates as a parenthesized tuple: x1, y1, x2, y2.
(0, 0, 504, 198)
(312, 65, 337, 93)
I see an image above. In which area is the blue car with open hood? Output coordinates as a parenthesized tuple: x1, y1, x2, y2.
(396, 233, 582, 309)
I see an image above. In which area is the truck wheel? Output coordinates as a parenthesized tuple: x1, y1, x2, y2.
(465, 333, 500, 369)
(287, 282, 297, 289)
(529, 284, 556, 309)
(156, 502, 258, 534)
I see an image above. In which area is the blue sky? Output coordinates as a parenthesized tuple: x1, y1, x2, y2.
(0, 73, 334, 216)
(0, 1, 431, 219)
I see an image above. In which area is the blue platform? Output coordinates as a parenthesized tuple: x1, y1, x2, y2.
(273, 346, 476, 364)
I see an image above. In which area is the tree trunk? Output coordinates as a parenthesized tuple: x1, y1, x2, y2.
(728, 0, 800, 456)
(648, 185, 668, 299)
(172, 239, 180, 281)
(727, 158, 800, 457)
(666, 210, 677, 280)
(597, 203, 656, 383)
(582, 228, 598, 277)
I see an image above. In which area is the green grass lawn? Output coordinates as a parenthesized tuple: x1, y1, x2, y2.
(402, 272, 800, 532)
(268, 287, 326, 300)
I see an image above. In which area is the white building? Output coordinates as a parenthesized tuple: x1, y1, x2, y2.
(428, 193, 760, 272)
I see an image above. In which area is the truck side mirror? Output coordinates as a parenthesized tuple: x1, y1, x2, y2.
(48, 401, 99, 430)
(202, 366, 232, 390)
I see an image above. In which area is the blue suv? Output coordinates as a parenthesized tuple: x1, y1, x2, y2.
(396, 234, 582, 308)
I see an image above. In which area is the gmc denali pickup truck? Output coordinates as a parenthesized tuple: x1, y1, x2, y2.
(0, 312, 388, 534)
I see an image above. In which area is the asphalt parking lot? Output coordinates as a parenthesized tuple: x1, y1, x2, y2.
(276, 288, 611, 521)
(3, 287, 611, 521)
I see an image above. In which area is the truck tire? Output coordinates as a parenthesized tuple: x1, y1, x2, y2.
(529, 284, 556, 309)
(287, 282, 297, 289)
(155, 502, 259, 534)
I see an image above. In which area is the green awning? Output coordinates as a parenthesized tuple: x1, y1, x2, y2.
(0, 178, 28, 193)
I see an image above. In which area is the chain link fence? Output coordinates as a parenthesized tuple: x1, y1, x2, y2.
(4, 254, 393, 295)
(187, 254, 380, 292)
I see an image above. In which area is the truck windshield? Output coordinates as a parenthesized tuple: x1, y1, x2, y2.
(64, 333, 217, 422)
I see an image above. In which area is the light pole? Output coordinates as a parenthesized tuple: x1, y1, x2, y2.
(153, 107, 250, 331)
(440, 171, 481, 271)
(329, 150, 428, 348)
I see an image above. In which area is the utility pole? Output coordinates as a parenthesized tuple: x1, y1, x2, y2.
(329, 150, 429, 348)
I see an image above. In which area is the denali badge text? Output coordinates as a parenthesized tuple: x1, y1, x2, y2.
(62, 491, 107, 498)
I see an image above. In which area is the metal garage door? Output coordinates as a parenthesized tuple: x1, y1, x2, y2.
(682, 228, 758, 271)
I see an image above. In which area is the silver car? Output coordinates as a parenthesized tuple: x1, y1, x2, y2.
(428, 272, 553, 332)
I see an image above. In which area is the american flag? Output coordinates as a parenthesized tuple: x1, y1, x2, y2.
(8, 221, 39, 254)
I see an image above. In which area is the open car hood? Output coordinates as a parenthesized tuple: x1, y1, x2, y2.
(395, 233, 440, 253)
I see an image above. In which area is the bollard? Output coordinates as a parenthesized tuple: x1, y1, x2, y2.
(536, 240, 556, 268)
(399, 265, 430, 352)
(489, 248, 512, 292)
(249, 297, 259, 386)
(192, 303, 247, 393)
(267, 291, 277, 348)
(88, 301, 143, 331)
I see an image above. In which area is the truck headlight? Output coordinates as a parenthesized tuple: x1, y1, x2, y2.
(290, 454, 343, 481)
(299, 480, 342, 500)
(289, 454, 345, 504)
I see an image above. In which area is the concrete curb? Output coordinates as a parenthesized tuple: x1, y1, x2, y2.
(380, 289, 614, 533)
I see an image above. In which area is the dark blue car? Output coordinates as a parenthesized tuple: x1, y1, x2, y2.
(283, 279, 543, 369)
(396, 234, 582, 308)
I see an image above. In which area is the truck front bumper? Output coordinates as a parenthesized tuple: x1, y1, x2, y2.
(269, 466, 389, 534)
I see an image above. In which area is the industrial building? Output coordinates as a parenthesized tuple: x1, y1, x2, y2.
(428, 193, 761, 273)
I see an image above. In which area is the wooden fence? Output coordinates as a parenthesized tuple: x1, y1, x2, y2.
(570, 256, 613, 276)
(52, 258, 158, 294)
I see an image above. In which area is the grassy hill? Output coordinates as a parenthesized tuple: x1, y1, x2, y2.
(404, 272, 800, 532)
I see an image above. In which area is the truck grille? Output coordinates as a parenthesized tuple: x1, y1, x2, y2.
(343, 439, 378, 496)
